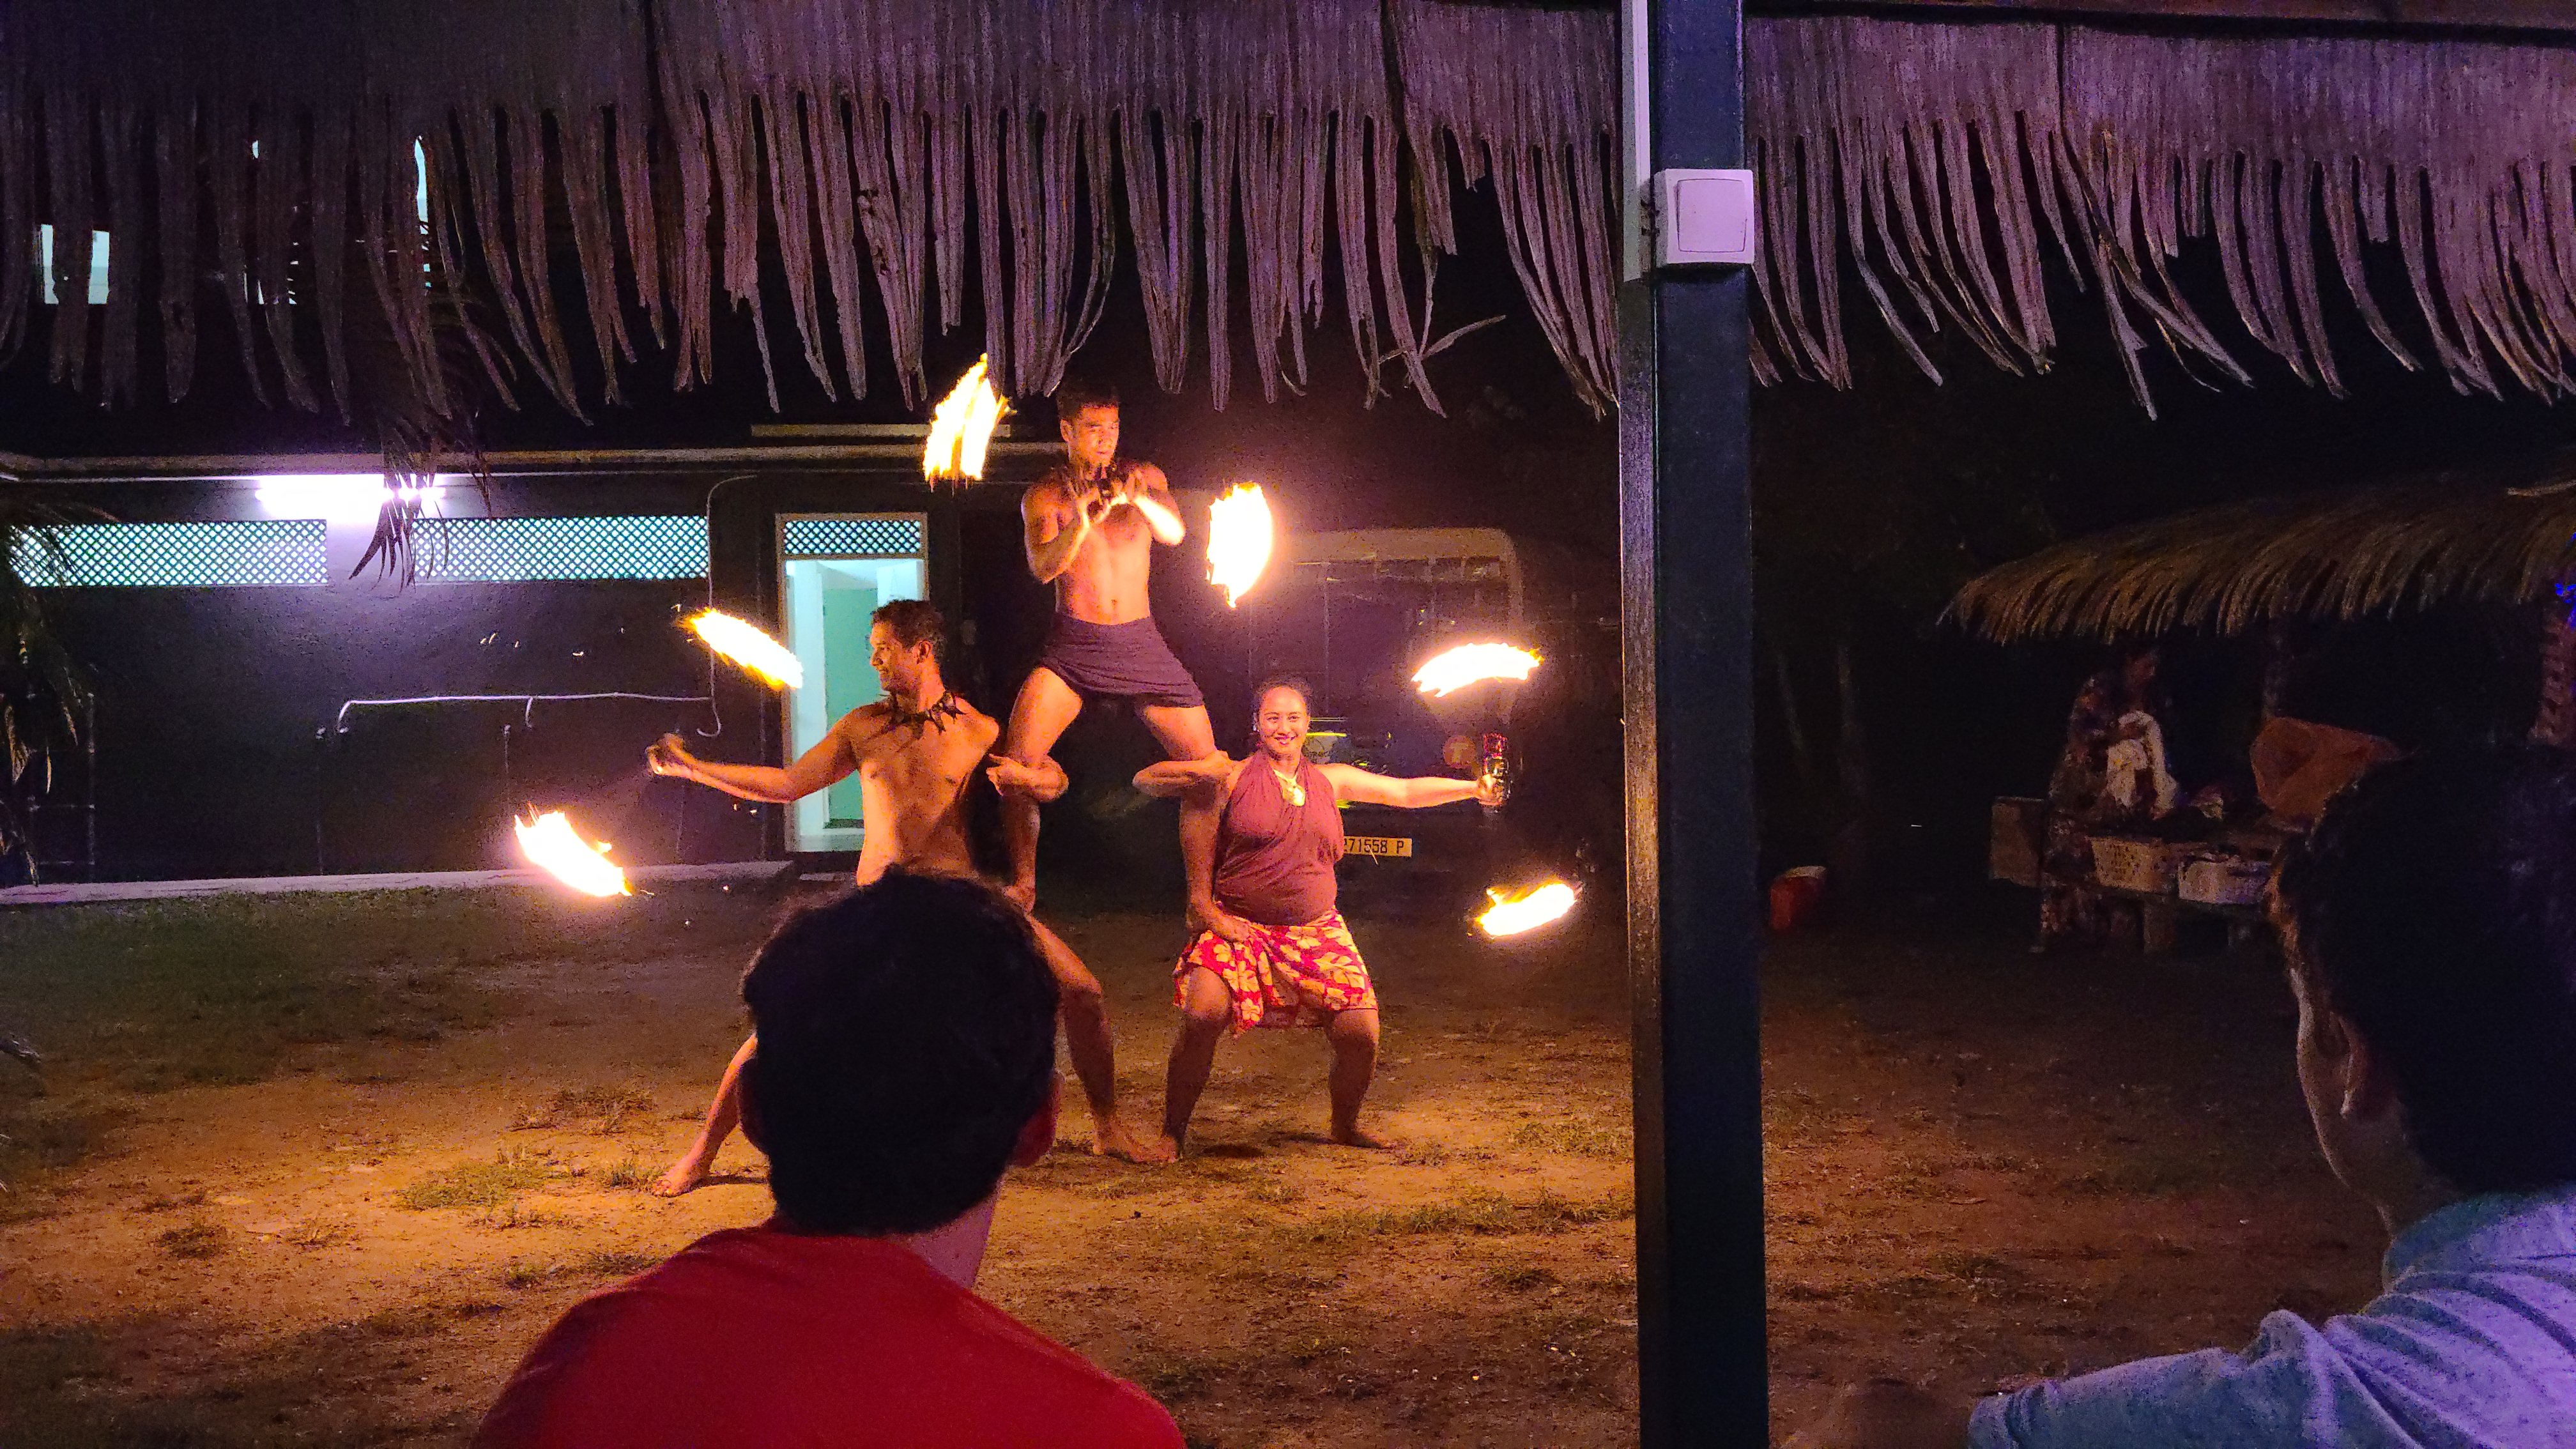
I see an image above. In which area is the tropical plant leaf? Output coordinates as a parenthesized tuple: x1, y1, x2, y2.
(0, 496, 98, 877)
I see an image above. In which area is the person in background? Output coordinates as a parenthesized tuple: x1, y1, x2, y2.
(1797, 745, 2576, 1448)
(2034, 647, 2169, 953)
(1133, 677, 1499, 1158)
(474, 873, 1185, 1448)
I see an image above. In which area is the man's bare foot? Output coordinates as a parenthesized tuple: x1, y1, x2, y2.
(650, 1153, 714, 1198)
(1092, 1116, 1169, 1164)
(1330, 1123, 1394, 1150)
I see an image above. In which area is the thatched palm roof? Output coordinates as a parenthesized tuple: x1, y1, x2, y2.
(14, 6, 2576, 424)
(1949, 462, 2576, 643)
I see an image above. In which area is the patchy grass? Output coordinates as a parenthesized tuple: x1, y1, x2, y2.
(0, 1095, 130, 1190)
(511, 1084, 658, 1134)
(155, 1219, 229, 1259)
(496, 1250, 659, 1292)
(576, 1250, 658, 1278)
(1131, 1349, 1236, 1400)
(1508, 1116, 1631, 1159)
(1298, 1189, 1633, 1247)
(356, 1305, 448, 1339)
(599, 1156, 650, 1190)
(1485, 1264, 1561, 1292)
(473, 1202, 574, 1231)
(279, 1216, 354, 1250)
(2058, 1149, 2227, 1197)
(395, 1151, 562, 1211)
(0, 887, 767, 1121)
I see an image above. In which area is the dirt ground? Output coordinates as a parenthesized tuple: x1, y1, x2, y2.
(0, 883, 2382, 1447)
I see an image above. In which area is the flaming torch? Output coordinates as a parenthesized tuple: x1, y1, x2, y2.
(688, 610, 802, 690)
(923, 355, 1009, 483)
(1206, 482, 1274, 608)
(514, 810, 631, 898)
(1413, 643, 1542, 698)
(1477, 878, 1577, 938)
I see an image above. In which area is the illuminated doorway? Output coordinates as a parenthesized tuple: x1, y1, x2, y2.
(776, 514, 928, 854)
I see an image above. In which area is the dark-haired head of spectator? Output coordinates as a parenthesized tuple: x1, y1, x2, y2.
(476, 873, 1190, 1448)
(2273, 743, 2576, 1220)
(740, 870, 1060, 1235)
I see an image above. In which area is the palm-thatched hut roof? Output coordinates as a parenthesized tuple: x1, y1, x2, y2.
(1949, 456, 2576, 644)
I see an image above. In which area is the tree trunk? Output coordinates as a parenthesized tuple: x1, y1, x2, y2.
(2535, 598, 2576, 749)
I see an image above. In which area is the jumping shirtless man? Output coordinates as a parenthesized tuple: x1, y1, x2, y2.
(644, 599, 1153, 1194)
(997, 376, 1220, 908)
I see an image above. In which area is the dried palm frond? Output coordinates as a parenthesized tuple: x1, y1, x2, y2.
(1745, 15, 2576, 413)
(1950, 459, 2576, 645)
(342, 191, 502, 586)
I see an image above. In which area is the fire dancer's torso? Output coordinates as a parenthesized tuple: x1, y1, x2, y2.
(836, 698, 998, 885)
(1029, 461, 1163, 626)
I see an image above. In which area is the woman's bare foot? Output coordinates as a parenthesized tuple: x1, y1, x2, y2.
(1092, 1116, 1170, 1164)
(1330, 1123, 1394, 1150)
(650, 1151, 716, 1198)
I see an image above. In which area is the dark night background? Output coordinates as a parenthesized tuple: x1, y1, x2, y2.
(5, 176, 2570, 891)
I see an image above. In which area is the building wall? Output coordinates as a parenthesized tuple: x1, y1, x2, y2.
(9, 460, 1254, 891)
(11, 471, 845, 881)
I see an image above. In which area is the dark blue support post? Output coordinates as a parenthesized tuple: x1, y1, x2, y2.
(1618, 1, 1765, 1445)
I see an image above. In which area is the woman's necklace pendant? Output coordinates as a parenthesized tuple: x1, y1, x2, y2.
(1271, 765, 1305, 808)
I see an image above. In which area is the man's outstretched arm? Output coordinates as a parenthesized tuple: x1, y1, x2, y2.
(649, 728, 855, 804)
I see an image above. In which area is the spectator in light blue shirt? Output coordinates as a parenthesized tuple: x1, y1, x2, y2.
(1799, 745, 2576, 1449)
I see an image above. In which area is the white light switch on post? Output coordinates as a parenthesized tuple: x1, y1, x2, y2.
(1652, 169, 1756, 268)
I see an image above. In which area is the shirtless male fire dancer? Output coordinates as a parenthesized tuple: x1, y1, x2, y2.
(997, 376, 1220, 909)
(643, 599, 1154, 1194)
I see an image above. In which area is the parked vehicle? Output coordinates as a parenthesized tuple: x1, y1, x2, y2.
(1241, 528, 1621, 916)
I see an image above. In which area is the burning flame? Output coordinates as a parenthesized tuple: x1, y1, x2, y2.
(1413, 643, 1542, 698)
(514, 811, 631, 898)
(923, 355, 1009, 482)
(1206, 482, 1274, 608)
(1477, 879, 1576, 938)
(689, 610, 803, 690)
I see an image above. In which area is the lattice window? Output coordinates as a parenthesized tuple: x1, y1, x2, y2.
(413, 516, 708, 582)
(16, 519, 328, 587)
(781, 516, 925, 558)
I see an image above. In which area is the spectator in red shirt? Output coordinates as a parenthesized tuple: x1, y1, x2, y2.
(475, 871, 1185, 1448)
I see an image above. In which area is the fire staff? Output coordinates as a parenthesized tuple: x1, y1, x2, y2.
(645, 599, 1156, 1190)
(1133, 677, 1500, 1159)
(996, 376, 1220, 909)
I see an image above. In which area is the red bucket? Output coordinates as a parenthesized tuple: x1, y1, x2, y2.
(1768, 866, 1828, 933)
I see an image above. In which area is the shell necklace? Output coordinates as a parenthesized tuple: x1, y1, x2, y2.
(1270, 761, 1307, 808)
(887, 691, 962, 736)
